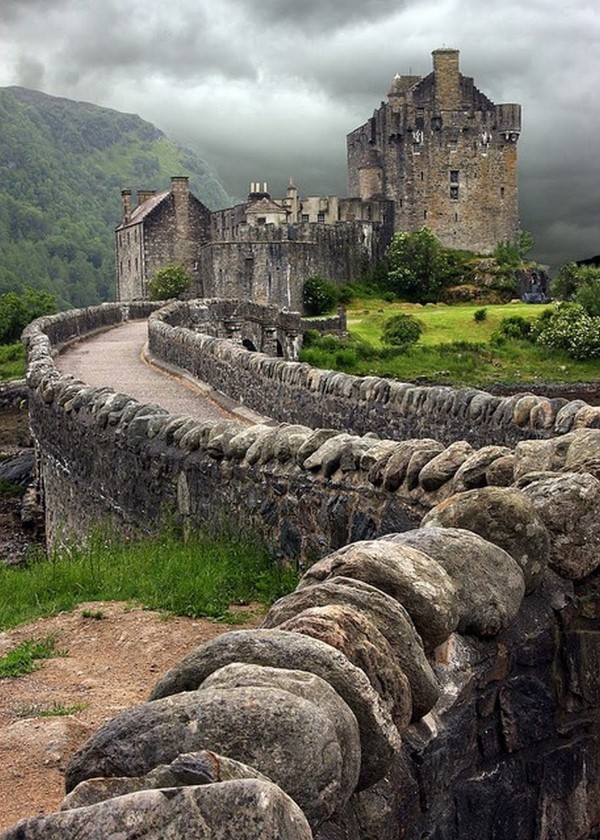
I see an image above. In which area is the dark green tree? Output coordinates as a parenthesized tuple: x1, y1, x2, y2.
(147, 264, 192, 300)
(385, 228, 448, 302)
(303, 276, 339, 316)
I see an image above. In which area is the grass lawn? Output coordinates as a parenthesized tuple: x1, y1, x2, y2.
(0, 529, 298, 631)
(303, 299, 599, 389)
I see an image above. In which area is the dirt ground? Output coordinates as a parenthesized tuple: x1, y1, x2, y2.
(0, 601, 264, 832)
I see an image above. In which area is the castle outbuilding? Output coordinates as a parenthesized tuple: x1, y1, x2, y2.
(347, 48, 521, 253)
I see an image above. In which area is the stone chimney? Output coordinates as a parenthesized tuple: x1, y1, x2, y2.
(432, 48, 461, 111)
(121, 189, 132, 224)
(137, 189, 157, 206)
(170, 177, 190, 267)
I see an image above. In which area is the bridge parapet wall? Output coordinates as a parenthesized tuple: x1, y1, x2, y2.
(17, 302, 600, 840)
(148, 301, 600, 447)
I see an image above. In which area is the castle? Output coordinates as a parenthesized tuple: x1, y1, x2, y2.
(116, 49, 521, 306)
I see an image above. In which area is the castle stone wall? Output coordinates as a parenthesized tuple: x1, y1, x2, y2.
(197, 221, 388, 307)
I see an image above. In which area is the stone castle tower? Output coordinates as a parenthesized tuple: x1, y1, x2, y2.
(347, 49, 521, 253)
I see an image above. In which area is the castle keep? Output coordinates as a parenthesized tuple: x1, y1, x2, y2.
(347, 48, 521, 252)
(116, 49, 521, 304)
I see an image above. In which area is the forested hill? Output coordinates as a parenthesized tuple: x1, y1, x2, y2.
(0, 86, 233, 308)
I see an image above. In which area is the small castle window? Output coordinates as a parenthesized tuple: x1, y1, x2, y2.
(450, 185, 459, 200)
(500, 187, 505, 199)
(257, 217, 266, 225)
(423, 210, 428, 220)
(317, 211, 325, 223)
(301, 214, 309, 223)
(420, 171, 424, 181)
(454, 213, 459, 223)
(450, 170, 459, 183)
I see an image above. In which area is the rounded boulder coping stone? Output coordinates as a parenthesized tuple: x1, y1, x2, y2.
(264, 578, 440, 719)
(62, 750, 272, 811)
(450, 445, 513, 492)
(421, 487, 549, 593)
(275, 604, 413, 730)
(382, 439, 445, 491)
(294, 541, 459, 651)
(200, 663, 361, 801)
(381, 527, 525, 638)
(148, 629, 399, 791)
(7, 779, 314, 839)
(417, 440, 474, 492)
(65, 685, 343, 828)
(520, 471, 600, 580)
(564, 428, 600, 478)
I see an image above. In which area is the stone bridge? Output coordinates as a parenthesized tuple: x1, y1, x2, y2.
(6, 300, 600, 840)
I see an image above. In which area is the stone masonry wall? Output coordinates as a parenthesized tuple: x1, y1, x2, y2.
(149, 301, 600, 448)
(17, 303, 600, 839)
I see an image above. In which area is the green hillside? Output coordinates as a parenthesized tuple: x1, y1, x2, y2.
(0, 87, 233, 308)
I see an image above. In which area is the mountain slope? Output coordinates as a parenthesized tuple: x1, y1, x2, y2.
(0, 87, 233, 307)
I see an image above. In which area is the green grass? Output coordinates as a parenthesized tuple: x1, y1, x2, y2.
(0, 635, 64, 678)
(15, 700, 87, 718)
(306, 299, 599, 388)
(0, 529, 298, 631)
(0, 343, 26, 380)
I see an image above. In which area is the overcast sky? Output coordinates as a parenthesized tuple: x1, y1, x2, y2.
(1, 0, 598, 268)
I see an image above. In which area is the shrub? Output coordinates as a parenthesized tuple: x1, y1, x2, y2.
(381, 313, 423, 349)
(575, 276, 600, 317)
(473, 308, 487, 322)
(494, 230, 534, 266)
(147, 264, 191, 300)
(535, 303, 600, 359)
(492, 315, 533, 342)
(303, 276, 339, 316)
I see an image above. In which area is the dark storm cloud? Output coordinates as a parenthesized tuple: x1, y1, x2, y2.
(243, 0, 406, 33)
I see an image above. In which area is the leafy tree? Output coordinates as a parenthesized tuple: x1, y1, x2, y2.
(147, 264, 192, 300)
(494, 230, 535, 266)
(303, 276, 339, 316)
(0, 287, 56, 344)
(384, 228, 475, 303)
(381, 313, 423, 349)
(552, 262, 600, 316)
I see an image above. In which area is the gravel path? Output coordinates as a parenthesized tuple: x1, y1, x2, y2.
(55, 320, 244, 422)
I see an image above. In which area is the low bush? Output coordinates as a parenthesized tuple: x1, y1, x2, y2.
(535, 303, 600, 360)
(492, 315, 533, 343)
(381, 313, 423, 349)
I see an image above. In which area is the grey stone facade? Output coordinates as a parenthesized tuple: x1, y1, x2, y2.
(347, 48, 521, 253)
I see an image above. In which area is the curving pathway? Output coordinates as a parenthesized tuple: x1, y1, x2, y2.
(55, 320, 248, 423)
